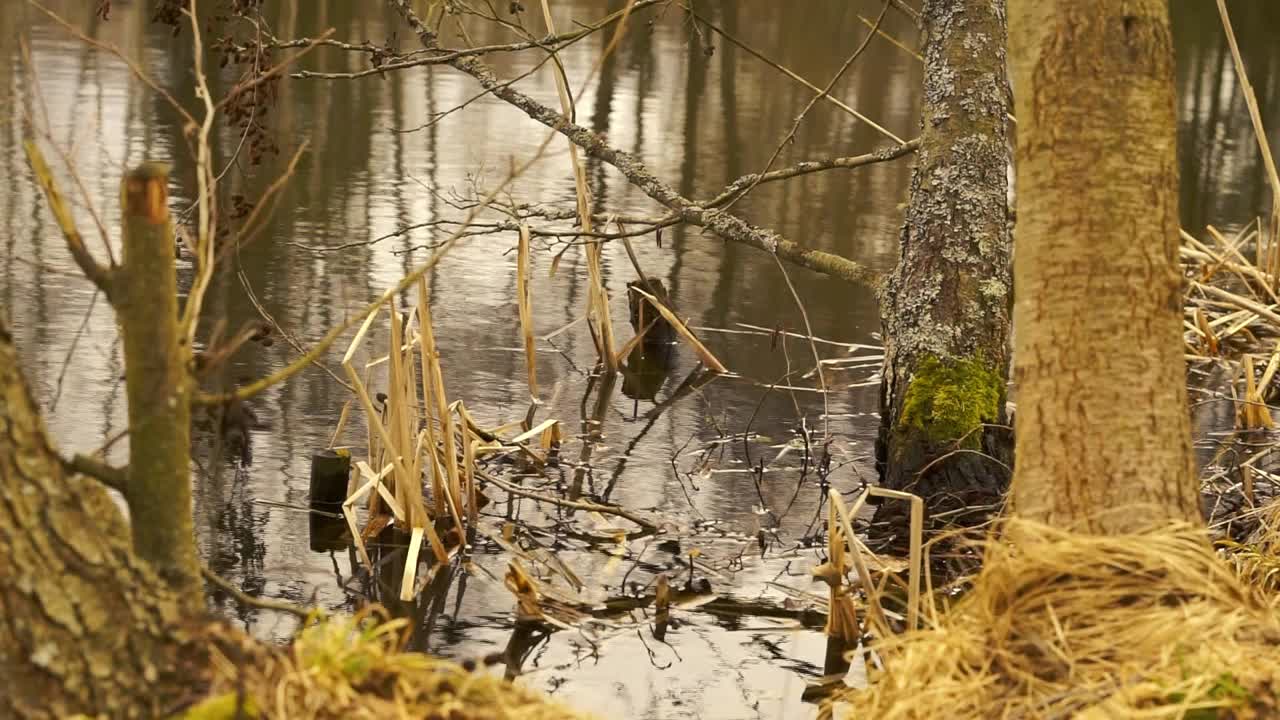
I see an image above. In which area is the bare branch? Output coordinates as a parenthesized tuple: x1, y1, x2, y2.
(683, 2, 905, 145)
(388, 0, 882, 289)
(717, 0, 892, 214)
(179, 0, 219, 351)
(480, 469, 658, 535)
(214, 29, 336, 112)
(62, 453, 128, 495)
(704, 138, 919, 208)
(22, 141, 117, 300)
(201, 565, 312, 619)
(286, 0, 663, 80)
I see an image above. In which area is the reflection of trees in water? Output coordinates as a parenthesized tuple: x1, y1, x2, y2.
(12, 0, 1279, 711)
(1174, 1, 1280, 233)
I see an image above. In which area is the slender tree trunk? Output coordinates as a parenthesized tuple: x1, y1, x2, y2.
(0, 316, 196, 720)
(118, 163, 202, 599)
(876, 0, 1014, 536)
(1008, 0, 1200, 532)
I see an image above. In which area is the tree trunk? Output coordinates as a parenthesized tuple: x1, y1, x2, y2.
(875, 0, 1014, 538)
(0, 316, 196, 720)
(1007, 0, 1200, 532)
(118, 163, 202, 599)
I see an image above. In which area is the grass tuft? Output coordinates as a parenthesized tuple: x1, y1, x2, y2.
(827, 517, 1280, 719)
(192, 609, 597, 720)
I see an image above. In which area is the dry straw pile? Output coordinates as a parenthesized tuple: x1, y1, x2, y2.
(829, 518, 1280, 719)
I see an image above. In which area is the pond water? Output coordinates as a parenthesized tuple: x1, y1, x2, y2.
(3, 2, 1279, 718)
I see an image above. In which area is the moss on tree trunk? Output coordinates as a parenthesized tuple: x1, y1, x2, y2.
(897, 355, 1003, 447)
(875, 0, 1015, 541)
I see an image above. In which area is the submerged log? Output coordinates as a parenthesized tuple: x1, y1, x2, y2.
(309, 449, 351, 552)
(627, 278, 676, 348)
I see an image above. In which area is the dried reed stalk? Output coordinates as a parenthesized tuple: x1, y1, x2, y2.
(814, 496, 859, 647)
(865, 486, 923, 632)
(628, 286, 728, 373)
(1239, 354, 1275, 430)
(417, 278, 464, 524)
(327, 399, 351, 449)
(517, 223, 538, 397)
(387, 306, 428, 528)
(1218, 0, 1280, 292)
(400, 527, 425, 602)
(828, 490, 890, 638)
(342, 300, 448, 570)
(456, 401, 479, 529)
(538, 0, 617, 370)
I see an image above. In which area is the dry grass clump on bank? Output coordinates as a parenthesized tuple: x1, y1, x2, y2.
(828, 518, 1280, 719)
(1223, 501, 1280, 595)
(187, 610, 596, 720)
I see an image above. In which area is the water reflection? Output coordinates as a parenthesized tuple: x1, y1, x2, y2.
(3, 1, 1278, 717)
(1174, 2, 1280, 234)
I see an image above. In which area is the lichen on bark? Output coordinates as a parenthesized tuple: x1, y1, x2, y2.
(874, 0, 1014, 542)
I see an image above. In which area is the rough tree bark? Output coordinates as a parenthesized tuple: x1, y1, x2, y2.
(117, 163, 202, 600)
(874, 0, 1014, 537)
(0, 315, 197, 720)
(1008, 0, 1200, 531)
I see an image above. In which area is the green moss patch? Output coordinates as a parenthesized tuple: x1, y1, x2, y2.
(898, 354, 1001, 446)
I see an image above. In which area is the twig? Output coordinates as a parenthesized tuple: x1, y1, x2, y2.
(214, 29, 336, 112)
(22, 141, 116, 299)
(683, 2, 905, 145)
(388, 0, 881, 289)
(62, 453, 128, 495)
(235, 266, 354, 392)
(703, 139, 919, 209)
(50, 290, 100, 412)
(201, 565, 312, 620)
(771, 253, 831, 441)
(480, 469, 658, 533)
(718, 0, 891, 213)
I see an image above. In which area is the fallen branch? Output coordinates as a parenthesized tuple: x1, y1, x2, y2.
(201, 565, 312, 620)
(387, 0, 883, 290)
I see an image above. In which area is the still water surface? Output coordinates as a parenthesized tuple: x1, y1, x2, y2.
(3, 2, 1279, 717)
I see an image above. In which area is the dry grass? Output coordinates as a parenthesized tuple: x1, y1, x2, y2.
(193, 609, 596, 720)
(1222, 501, 1280, 594)
(828, 518, 1280, 719)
